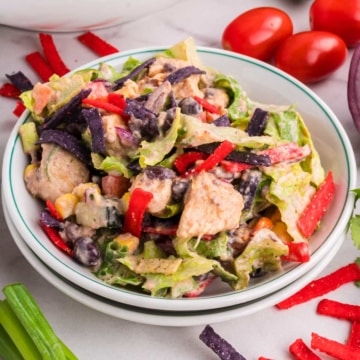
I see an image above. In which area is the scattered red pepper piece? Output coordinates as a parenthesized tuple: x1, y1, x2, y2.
(289, 338, 321, 360)
(123, 188, 153, 238)
(317, 298, 360, 322)
(276, 261, 360, 310)
(39, 221, 73, 257)
(82, 97, 127, 116)
(25, 51, 54, 82)
(12, 101, 26, 117)
(348, 321, 360, 349)
(45, 199, 63, 221)
(220, 160, 253, 173)
(281, 241, 310, 263)
(297, 171, 335, 238)
(193, 96, 221, 114)
(173, 151, 208, 174)
(77, 31, 119, 57)
(311, 332, 360, 360)
(39, 33, 70, 76)
(189, 140, 235, 175)
(0, 83, 20, 98)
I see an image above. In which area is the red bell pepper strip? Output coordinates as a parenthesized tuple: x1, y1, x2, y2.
(77, 31, 119, 57)
(276, 261, 360, 310)
(260, 143, 310, 165)
(311, 332, 360, 360)
(281, 241, 310, 263)
(82, 97, 127, 117)
(297, 171, 335, 238)
(45, 199, 63, 221)
(25, 51, 54, 82)
(189, 140, 235, 175)
(173, 151, 207, 174)
(108, 92, 127, 108)
(0, 83, 20, 98)
(193, 96, 221, 115)
(123, 188, 153, 238)
(220, 160, 253, 173)
(317, 298, 360, 322)
(348, 321, 360, 349)
(39, 33, 70, 76)
(39, 220, 73, 257)
(13, 101, 26, 117)
(289, 338, 321, 360)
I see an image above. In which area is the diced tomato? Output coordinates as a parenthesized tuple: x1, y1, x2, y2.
(220, 160, 253, 173)
(101, 175, 130, 198)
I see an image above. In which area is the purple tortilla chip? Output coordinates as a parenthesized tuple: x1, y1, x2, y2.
(6, 71, 33, 92)
(246, 108, 269, 136)
(82, 107, 105, 153)
(114, 57, 156, 89)
(38, 129, 91, 165)
(42, 88, 92, 130)
(164, 66, 205, 84)
(199, 325, 247, 360)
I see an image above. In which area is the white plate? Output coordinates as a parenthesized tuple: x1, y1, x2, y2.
(2, 46, 356, 312)
(3, 198, 344, 327)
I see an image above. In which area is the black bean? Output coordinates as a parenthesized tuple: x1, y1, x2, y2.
(73, 237, 101, 267)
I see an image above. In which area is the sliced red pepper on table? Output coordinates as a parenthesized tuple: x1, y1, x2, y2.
(281, 241, 310, 263)
(25, 51, 54, 82)
(173, 151, 208, 174)
(77, 31, 119, 57)
(311, 332, 360, 360)
(193, 96, 221, 115)
(0, 83, 20, 98)
(39, 33, 70, 76)
(317, 298, 360, 322)
(348, 321, 360, 349)
(12, 101, 26, 117)
(289, 338, 321, 360)
(188, 140, 236, 175)
(123, 188, 153, 238)
(297, 171, 335, 238)
(39, 220, 73, 257)
(276, 261, 360, 310)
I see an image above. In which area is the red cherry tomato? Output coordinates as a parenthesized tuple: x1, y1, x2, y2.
(310, 0, 360, 48)
(222, 7, 293, 62)
(274, 31, 348, 83)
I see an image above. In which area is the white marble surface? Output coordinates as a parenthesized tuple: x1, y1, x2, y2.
(1, 0, 360, 359)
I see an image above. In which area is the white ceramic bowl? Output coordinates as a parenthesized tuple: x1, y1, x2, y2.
(2, 46, 357, 313)
(0, 0, 177, 32)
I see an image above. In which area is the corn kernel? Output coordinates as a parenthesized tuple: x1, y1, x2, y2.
(272, 221, 293, 243)
(23, 164, 38, 178)
(114, 233, 139, 254)
(54, 193, 79, 219)
(72, 182, 101, 200)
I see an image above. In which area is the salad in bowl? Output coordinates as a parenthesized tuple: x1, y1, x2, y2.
(16, 38, 336, 299)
